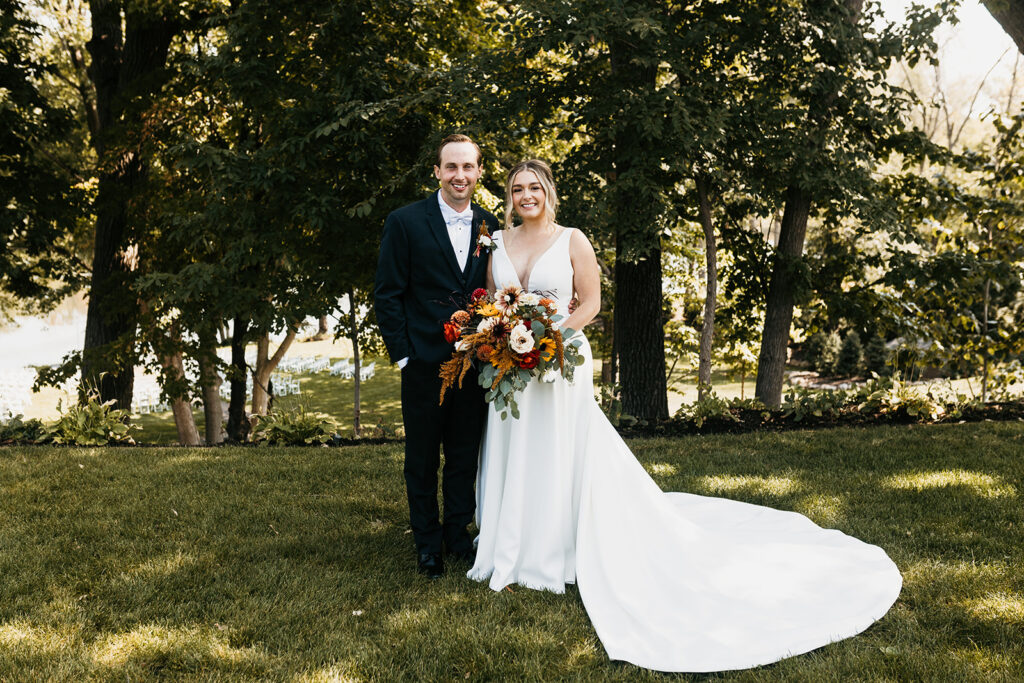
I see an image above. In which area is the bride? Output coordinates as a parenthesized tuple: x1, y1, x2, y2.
(466, 159, 903, 673)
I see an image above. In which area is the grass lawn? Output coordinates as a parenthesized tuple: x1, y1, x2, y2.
(2, 422, 1023, 680)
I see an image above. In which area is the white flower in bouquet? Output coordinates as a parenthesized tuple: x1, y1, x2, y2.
(519, 292, 541, 306)
(455, 339, 470, 352)
(477, 317, 498, 334)
(509, 323, 535, 353)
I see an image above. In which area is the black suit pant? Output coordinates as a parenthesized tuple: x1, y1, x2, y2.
(401, 359, 487, 555)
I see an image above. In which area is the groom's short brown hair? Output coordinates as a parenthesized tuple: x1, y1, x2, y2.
(437, 134, 482, 166)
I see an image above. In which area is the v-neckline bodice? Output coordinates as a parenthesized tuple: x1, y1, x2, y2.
(500, 227, 571, 291)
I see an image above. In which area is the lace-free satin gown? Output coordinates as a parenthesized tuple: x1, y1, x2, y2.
(468, 228, 902, 673)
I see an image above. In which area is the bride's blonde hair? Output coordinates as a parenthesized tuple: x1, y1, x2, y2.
(504, 159, 559, 229)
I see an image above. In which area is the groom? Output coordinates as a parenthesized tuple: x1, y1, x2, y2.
(374, 134, 499, 579)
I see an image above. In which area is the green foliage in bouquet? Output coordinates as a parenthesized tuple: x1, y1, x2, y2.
(252, 403, 338, 445)
(440, 286, 586, 421)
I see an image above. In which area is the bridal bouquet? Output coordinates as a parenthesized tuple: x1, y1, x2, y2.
(439, 285, 585, 419)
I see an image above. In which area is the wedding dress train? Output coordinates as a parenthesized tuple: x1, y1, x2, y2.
(467, 228, 902, 672)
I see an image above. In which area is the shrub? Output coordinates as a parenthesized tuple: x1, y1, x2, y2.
(781, 386, 850, 422)
(856, 374, 944, 421)
(863, 333, 889, 374)
(0, 414, 46, 444)
(836, 331, 864, 377)
(252, 403, 337, 445)
(990, 360, 1024, 401)
(806, 330, 842, 375)
(44, 393, 137, 446)
(674, 389, 738, 428)
(595, 381, 625, 427)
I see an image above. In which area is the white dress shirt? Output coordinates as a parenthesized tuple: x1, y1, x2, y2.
(437, 190, 474, 271)
(397, 193, 474, 370)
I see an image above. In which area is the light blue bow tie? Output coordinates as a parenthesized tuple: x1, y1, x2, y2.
(448, 214, 473, 228)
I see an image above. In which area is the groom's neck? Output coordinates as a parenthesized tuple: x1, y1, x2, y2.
(440, 192, 472, 213)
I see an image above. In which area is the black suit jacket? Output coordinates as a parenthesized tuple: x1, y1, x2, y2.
(374, 193, 501, 365)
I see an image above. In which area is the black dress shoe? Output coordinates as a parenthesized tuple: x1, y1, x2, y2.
(417, 552, 444, 579)
(447, 547, 476, 566)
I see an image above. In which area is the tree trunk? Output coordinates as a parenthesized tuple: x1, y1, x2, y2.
(695, 176, 717, 400)
(226, 315, 250, 442)
(610, 38, 668, 421)
(983, 0, 1024, 56)
(251, 328, 297, 416)
(311, 314, 329, 340)
(162, 349, 200, 446)
(153, 320, 200, 446)
(753, 0, 865, 409)
(81, 2, 178, 409)
(755, 187, 812, 407)
(614, 255, 668, 420)
(348, 289, 362, 437)
(198, 328, 224, 445)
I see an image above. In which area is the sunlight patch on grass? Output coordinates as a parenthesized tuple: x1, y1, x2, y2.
(952, 644, 1020, 677)
(795, 494, 845, 527)
(293, 663, 364, 682)
(90, 624, 265, 669)
(644, 463, 678, 477)
(962, 592, 1024, 624)
(565, 637, 602, 668)
(902, 559, 1012, 588)
(881, 469, 1017, 499)
(385, 607, 431, 632)
(696, 474, 801, 497)
(118, 550, 197, 582)
(0, 620, 75, 656)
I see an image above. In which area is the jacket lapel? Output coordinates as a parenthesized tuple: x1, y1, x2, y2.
(465, 205, 486, 278)
(424, 194, 465, 284)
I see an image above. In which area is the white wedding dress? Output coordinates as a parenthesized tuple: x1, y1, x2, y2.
(467, 228, 902, 673)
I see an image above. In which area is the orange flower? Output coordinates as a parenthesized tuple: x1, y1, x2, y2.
(443, 321, 461, 343)
(451, 309, 471, 325)
(476, 343, 494, 361)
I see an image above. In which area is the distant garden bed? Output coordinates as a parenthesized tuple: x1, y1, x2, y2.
(615, 375, 1024, 438)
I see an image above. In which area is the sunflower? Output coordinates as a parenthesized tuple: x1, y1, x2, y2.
(494, 285, 523, 315)
(538, 337, 557, 362)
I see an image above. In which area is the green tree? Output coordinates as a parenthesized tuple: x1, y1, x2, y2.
(0, 0, 86, 316)
(753, 0, 950, 406)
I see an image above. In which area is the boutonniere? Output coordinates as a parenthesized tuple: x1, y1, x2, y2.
(474, 222, 497, 257)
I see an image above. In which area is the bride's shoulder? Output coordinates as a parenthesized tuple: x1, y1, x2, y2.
(564, 226, 591, 245)
(566, 227, 597, 260)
